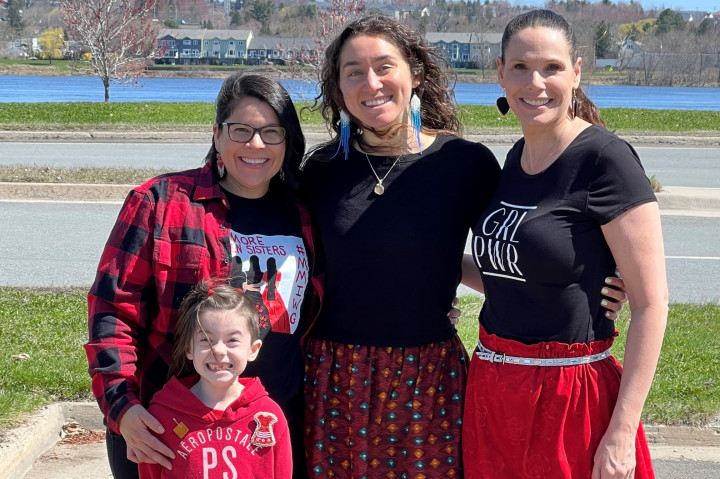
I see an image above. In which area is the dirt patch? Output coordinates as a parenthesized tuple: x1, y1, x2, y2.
(0, 63, 79, 77)
(59, 430, 106, 446)
(0, 62, 634, 85)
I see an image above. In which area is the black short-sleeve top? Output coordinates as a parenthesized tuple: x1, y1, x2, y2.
(471, 125, 656, 345)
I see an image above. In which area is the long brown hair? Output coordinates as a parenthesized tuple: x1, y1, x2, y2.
(500, 9, 605, 126)
(169, 280, 259, 379)
(304, 14, 460, 160)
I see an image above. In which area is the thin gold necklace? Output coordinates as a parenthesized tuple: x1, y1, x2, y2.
(365, 153, 403, 195)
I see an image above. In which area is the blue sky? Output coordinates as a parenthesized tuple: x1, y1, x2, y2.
(517, 1, 719, 13)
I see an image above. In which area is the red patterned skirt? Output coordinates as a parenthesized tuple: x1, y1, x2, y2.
(303, 336, 469, 478)
(463, 326, 654, 479)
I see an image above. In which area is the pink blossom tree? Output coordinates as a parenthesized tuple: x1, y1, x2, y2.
(281, 0, 366, 82)
(310, 0, 366, 71)
(61, 0, 163, 102)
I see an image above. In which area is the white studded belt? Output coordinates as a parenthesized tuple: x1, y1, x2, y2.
(475, 339, 611, 367)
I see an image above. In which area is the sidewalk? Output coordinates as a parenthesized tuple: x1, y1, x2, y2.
(1, 402, 719, 479)
(1, 128, 719, 147)
(1, 129, 719, 214)
(2, 181, 719, 217)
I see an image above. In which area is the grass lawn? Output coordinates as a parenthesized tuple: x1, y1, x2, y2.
(1, 102, 719, 135)
(0, 288, 91, 432)
(0, 165, 172, 185)
(456, 297, 720, 426)
(1, 288, 718, 430)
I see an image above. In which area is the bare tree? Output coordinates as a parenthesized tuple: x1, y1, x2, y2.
(638, 35, 664, 85)
(308, 0, 366, 72)
(61, 0, 163, 102)
(472, 14, 496, 79)
(279, 0, 365, 85)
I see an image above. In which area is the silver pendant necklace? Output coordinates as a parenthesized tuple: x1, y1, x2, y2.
(365, 153, 403, 195)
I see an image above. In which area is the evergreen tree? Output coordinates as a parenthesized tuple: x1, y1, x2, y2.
(655, 9, 684, 34)
(251, 0, 275, 35)
(7, 0, 25, 35)
(594, 21, 613, 58)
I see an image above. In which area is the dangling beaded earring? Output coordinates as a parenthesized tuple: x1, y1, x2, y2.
(496, 90, 510, 117)
(332, 109, 351, 161)
(216, 152, 226, 179)
(410, 92, 422, 153)
(571, 88, 579, 120)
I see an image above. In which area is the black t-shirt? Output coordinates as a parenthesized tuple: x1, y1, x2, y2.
(223, 186, 308, 411)
(302, 134, 501, 347)
(471, 125, 656, 344)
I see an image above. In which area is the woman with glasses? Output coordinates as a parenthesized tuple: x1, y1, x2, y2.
(86, 72, 321, 479)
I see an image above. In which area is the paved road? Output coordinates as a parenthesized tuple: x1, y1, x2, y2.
(20, 438, 720, 479)
(654, 459, 720, 478)
(1, 201, 718, 303)
(459, 214, 720, 303)
(0, 142, 718, 188)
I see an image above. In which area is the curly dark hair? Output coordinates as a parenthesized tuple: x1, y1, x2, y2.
(305, 14, 460, 159)
(500, 9, 605, 127)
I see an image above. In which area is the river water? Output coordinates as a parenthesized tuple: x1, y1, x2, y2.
(1, 75, 720, 110)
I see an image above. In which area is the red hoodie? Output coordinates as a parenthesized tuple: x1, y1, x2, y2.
(139, 376, 292, 479)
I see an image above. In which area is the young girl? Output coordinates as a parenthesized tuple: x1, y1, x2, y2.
(139, 281, 292, 479)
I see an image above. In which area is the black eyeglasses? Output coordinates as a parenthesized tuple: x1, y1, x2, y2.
(221, 122, 286, 145)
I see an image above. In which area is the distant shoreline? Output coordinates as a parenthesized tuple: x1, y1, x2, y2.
(0, 62, 674, 87)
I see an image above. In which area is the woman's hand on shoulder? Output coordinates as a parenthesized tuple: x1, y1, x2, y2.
(119, 404, 175, 469)
(447, 297, 461, 325)
(601, 275, 628, 320)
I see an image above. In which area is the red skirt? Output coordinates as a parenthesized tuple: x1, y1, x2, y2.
(463, 326, 655, 479)
(304, 336, 468, 478)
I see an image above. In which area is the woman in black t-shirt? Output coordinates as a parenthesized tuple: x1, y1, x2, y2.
(462, 10, 667, 479)
(295, 14, 627, 479)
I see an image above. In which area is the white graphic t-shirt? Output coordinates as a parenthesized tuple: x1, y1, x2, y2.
(222, 187, 311, 412)
(229, 231, 308, 335)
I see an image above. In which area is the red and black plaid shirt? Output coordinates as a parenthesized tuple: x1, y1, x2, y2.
(85, 164, 321, 433)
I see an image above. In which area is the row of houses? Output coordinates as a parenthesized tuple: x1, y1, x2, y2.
(156, 7, 718, 69)
(156, 28, 503, 69)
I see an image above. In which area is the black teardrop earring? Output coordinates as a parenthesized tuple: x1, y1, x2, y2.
(496, 93, 510, 117)
(571, 88, 578, 120)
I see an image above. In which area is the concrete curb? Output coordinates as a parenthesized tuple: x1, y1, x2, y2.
(2, 130, 720, 147)
(0, 130, 332, 144)
(2, 402, 719, 479)
(657, 186, 720, 215)
(0, 402, 103, 479)
(645, 424, 720, 448)
(0, 404, 65, 479)
(0, 182, 135, 203)
(2, 182, 719, 216)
